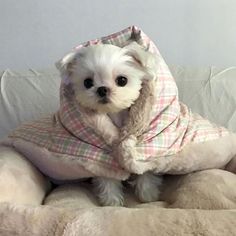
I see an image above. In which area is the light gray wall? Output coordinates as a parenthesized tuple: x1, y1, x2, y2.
(0, 0, 236, 69)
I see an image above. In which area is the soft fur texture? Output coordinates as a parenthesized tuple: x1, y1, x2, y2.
(69, 44, 148, 114)
(0, 169, 236, 236)
(56, 42, 162, 206)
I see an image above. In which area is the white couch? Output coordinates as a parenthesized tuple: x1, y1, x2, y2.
(0, 66, 236, 235)
(1, 66, 236, 140)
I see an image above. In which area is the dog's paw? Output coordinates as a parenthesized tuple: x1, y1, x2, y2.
(98, 192, 124, 206)
(133, 172, 162, 203)
(93, 177, 124, 206)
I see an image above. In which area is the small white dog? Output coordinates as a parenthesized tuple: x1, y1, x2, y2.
(59, 43, 163, 206)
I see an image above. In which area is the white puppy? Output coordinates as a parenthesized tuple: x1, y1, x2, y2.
(58, 43, 162, 206)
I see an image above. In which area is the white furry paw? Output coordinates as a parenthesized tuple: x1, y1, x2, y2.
(93, 177, 124, 206)
(133, 172, 162, 203)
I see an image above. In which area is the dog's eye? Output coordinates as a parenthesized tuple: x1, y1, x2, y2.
(116, 76, 128, 87)
(84, 78, 94, 89)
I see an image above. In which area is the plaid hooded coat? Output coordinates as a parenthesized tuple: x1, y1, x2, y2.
(1, 26, 229, 181)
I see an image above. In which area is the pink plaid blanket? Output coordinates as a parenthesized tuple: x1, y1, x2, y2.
(1, 26, 229, 181)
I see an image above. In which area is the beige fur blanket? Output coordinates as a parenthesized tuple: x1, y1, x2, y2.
(0, 169, 235, 236)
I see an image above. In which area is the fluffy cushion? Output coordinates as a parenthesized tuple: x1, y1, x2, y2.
(0, 146, 50, 205)
(44, 169, 236, 210)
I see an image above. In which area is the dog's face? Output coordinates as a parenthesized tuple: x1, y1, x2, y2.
(57, 43, 158, 113)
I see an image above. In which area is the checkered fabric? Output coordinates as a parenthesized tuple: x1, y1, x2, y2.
(6, 26, 229, 179)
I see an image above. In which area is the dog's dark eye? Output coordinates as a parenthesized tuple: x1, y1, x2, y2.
(84, 78, 94, 89)
(116, 76, 128, 87)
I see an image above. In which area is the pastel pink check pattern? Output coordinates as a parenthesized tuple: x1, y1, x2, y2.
(7, 26, 229, 179)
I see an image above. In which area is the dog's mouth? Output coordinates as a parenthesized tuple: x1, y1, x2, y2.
(98, 98, 110, 104)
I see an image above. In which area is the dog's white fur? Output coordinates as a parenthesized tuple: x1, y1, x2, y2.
(57, 43, 163, 206)
(70, 45, 146, 114)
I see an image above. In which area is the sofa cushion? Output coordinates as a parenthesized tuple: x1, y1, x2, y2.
(0, 68, 60, 139)
(170, 65, 236, 132)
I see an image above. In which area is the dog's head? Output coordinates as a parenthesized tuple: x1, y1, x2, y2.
(56, 42, 159, 113)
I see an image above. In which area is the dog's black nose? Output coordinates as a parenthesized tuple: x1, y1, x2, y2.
(97, 86, 109, 98)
